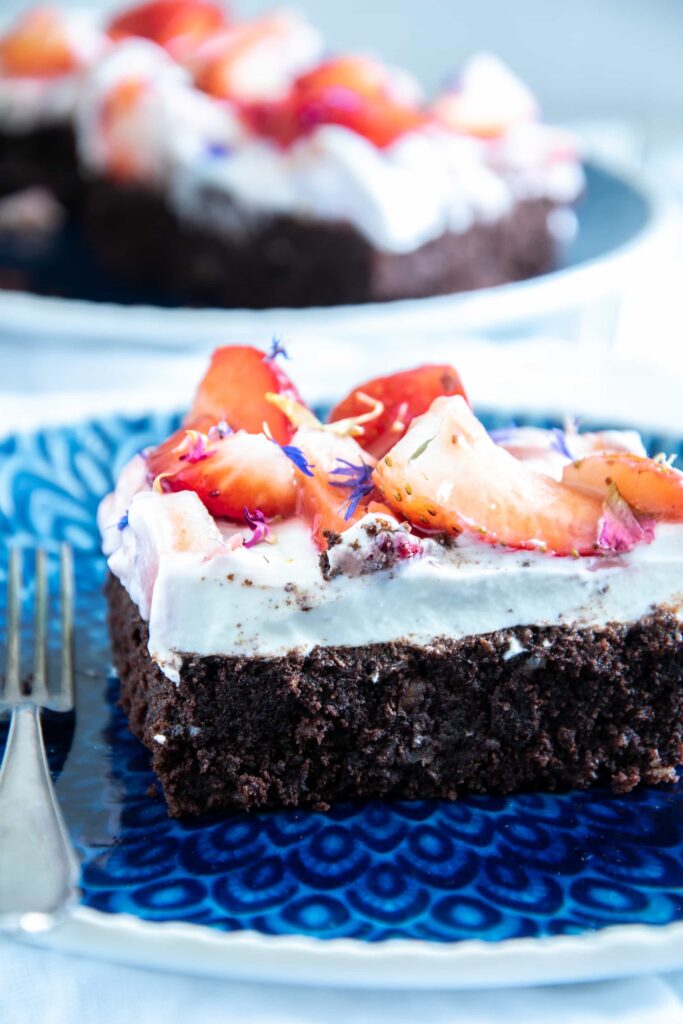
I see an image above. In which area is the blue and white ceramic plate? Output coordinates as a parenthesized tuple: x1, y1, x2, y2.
(3, 410, 683, 989)
(0, 161, 674, 351)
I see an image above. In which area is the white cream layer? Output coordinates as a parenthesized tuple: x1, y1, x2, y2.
(76, 40, 240, 187)
(99, 470, 683, 681)
(171, 120, 583, 254)
(75, 40, 583, 253)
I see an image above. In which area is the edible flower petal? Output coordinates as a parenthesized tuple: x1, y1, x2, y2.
(243, 507, 271, 548)
(173, 429, 215, 464)
(597, 483, 655, 554)
(328, 458, 374, 519)
(207, 419, 232, 441)
(550, 428, 573, 460)
(280, 444, 315, 477)
(265, 337, 290, 362)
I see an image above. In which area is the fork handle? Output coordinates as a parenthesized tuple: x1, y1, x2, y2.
(0, 705, 79, 930)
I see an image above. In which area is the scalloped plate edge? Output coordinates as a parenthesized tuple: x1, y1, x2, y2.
(21, 907, 683, 989)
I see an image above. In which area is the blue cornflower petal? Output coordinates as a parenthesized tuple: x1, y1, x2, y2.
(280, 444, 315, 477)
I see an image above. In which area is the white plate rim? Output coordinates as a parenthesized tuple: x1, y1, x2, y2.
(22, 906, 683, 989)
(0, 159, 674, 349)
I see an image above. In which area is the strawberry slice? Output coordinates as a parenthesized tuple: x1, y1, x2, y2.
(374, 395, 605, 555)
(245, 93, 429, 150)
(293, 56, 394, 103)
(194, 14, 307, 101)
(188, 345, 303, 445)
(563, 453, 683, 521)
(291, 426, 376, 549)
(108, 0, 228, 58)
(329, 364, 468, 460)
(303, 96, 429, 149)
(145, 427, 296, 519)
(0, 8, 79, 78)
(243, 55, 431, 149)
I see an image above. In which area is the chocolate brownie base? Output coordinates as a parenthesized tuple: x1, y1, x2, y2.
(0, 125, 81, 206)
(106, 575, 683, 817)
(84, 181, 560, 308)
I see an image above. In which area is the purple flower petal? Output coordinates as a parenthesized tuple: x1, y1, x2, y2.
(265, 337, 290, 363)
(243, 507, 270, 548)
(328, 458, 374, 520)
(597, 484, 655, 554)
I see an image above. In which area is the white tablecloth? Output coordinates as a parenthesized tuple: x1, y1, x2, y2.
(3, 936, 683, 1024)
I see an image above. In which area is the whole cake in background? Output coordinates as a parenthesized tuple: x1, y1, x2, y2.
(101, 343, 683, 817)
(0, 1, 583, 306)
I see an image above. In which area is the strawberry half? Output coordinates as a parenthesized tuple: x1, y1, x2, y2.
(145, 427, 296, 519)
(0, 9, 79, 78)
(329, 364, 468, 459)
(108, 0, 228, 58)
(187, 345, 303, 445)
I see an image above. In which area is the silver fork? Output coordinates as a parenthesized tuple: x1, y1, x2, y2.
(0, 545, 80, 932)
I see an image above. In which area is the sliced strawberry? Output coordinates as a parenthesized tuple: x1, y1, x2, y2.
(243, 97, 298, 145)
(0, 8, 78, 78)
(300, 95, 430, 149)
(291, 426, 376, 549)
(244, 93, 429, 150)
(108, 0, 228, 58)
(243, 55, 431, 149)
(563, 453, 683, 521)
(194, 14, 302, 100)
(367, 498, 397, 519)
(145, 427, 296, 519)
(374, 395, 604, 555)
(188, 345, 303, 445)
(329, 364, 468, 460)
(293, 56, 393, 103)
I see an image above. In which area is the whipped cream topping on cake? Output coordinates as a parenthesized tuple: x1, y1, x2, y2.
(69, 24, 583, 252)
(165, 97, 582, 253)
(100, 483, 683, 678)
(0, 8, 105, 132)
(76, 39, 238, 184)
(172, 125, 510, 251)
(98, 342, 683, 681)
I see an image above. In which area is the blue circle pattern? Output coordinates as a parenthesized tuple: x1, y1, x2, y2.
(1, 411, 683, 942)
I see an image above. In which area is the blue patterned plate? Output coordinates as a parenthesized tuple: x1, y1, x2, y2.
(2, 410, 683, 988)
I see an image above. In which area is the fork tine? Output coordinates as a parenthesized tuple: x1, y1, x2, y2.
(59, 544, 74, 712)
(5, 548, 22, 703)
(31, 549, 49, 704)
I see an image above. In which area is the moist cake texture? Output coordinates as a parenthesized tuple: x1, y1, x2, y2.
(100, 345, 683, 816)
(108, 575, 683, 817)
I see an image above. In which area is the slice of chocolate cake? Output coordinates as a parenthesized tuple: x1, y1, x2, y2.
(99, 345, 683, 817)
(76, 34, 582, 307)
